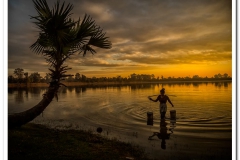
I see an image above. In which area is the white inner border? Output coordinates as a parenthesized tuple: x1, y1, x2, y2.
(235, 0, 239, 159)
(232, 1, 237, 160)
(2, 0, 7, 160)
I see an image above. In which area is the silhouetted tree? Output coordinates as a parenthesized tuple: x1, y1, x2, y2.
(29, 72, 42, 83)
(44, 73, 51, 82)
(13, 68, 24, 83)
(75, 73, 81, 81)
(151, 74, 155, 80)
(192, 75, 200, 79)
(9, 0, 111, 128)
(24, 72, 29, 83)
(8, 75, 16, 83)
(82, 75, 87, 82)
(223, 73, 228, 78)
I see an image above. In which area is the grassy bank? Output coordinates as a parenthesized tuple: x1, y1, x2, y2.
(8, 123, 150, 160)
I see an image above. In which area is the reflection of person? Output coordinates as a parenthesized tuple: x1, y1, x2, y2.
(149, 88, 174, 119)
(148, 118, 170, 149)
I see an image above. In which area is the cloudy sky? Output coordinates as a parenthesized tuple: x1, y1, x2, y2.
(8, 0, 232, 78)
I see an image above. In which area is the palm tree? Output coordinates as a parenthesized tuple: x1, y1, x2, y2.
(8, 0, 111, 128)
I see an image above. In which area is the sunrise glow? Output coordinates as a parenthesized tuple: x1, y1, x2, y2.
(8, 0, 232, 79)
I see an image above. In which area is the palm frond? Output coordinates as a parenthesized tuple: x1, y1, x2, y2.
(30, 0, 112, 78)
(31, 0, 75, 51)
(69, 14, 111, 55)
(88, 28, 112, 49)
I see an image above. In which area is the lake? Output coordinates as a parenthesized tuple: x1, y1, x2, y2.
(8, 81, 232, 160)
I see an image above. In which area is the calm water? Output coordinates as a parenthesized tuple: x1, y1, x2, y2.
(8, 82, 232, 160)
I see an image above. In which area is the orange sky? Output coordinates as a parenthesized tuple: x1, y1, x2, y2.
(65, 60, 232, 78)
(8, 0, 232, 78)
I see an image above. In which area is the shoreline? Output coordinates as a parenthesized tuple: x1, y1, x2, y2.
(8, 80, 232, 88)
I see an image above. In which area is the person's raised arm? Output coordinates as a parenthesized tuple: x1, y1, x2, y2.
(149, 96, 159, 102)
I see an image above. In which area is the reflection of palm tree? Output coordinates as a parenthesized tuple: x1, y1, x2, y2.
(148, 118, 171, 149)
(8, 0, 111, 128)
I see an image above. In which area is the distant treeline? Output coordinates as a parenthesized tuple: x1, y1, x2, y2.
(8, 68, 231, 83)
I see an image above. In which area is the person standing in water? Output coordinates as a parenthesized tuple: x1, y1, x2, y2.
(149, 88, 174, 119)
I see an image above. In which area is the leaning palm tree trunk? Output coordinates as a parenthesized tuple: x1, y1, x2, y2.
(8, 83, 59, 128)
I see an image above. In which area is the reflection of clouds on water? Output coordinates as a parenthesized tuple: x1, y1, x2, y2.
(9, 87, 47, 113)
(8, 82, 232, 159)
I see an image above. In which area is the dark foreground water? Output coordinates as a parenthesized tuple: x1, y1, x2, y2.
(8, 81, 232, 160)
